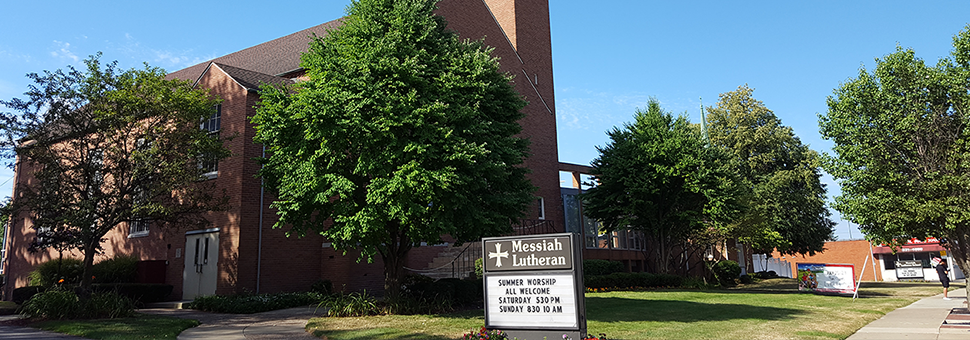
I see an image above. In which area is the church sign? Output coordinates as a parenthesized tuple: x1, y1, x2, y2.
(482, 233, 586, 340)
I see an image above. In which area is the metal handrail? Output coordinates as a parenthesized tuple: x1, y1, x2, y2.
(451, 243, 482, 279)
(439, 219, 559, 279)
(509, 218, 558, 236)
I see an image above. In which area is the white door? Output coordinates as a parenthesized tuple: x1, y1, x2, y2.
(183, 231, 219, 300)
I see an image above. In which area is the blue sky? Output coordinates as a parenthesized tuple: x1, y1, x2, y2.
(2, 1, 969, 241)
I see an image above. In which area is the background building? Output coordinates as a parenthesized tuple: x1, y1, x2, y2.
(761, 239, 965, 283)
(3, 0, 562, 300)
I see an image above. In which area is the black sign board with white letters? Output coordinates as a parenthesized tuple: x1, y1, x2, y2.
(482, 233, 586, 340)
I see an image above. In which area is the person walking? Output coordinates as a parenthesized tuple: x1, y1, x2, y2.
(934, 257, 951, 300)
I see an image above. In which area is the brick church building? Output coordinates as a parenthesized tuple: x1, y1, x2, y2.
(2, 0, 562, 300)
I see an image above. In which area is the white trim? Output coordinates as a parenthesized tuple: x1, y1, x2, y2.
(522, 69, 553, 114)
(186, 228, 220, 236)
(537, 197, 546, 220)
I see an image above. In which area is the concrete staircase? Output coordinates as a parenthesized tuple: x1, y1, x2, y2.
(421, 242, 482, 280)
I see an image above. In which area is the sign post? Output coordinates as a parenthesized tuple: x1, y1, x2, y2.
(482, 233, 586, 340)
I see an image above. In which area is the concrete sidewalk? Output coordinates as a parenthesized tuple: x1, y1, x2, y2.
(0, 314, 87, 339)
(847, 283, 969, 340)
(0, 305, 328, 340)
(3, 287, 967, 340)
(139, 305, 327, 340)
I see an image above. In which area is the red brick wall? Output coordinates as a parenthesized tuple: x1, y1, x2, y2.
(4, 158, 47, 297)
(3, 0, 562, 300)
(771, 240, 881, 281)
(437, 0, 562, 230)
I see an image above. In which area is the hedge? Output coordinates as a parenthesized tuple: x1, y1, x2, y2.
(584, 272, 684, 290)
(91, 283, 173, 304)
(13, 286, 45, 304)
(583, 259, 624, 276)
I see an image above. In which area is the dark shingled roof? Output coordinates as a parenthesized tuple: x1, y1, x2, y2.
(167, 18, 344, 82)
(211, 63, 294, 91)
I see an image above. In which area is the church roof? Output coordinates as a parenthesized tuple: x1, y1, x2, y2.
(167, 18, 344, 82)
(209, 63, 294, 91)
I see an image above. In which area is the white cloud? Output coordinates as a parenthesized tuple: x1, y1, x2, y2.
(151, 50, 213, 69)
(51, 40, 80, 63)
(0, 48, 32, 64)
(555, 87, 646, 131)
(114, 33, 214, 70)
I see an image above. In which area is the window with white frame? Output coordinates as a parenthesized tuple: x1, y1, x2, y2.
(89, 148, 104, 191)
(537, 197, 545, 220)
(129, 137, 151, 238)
(129, 219, 149, 237)
(35, 226, 50, 242)
(198, 105, 221, 178)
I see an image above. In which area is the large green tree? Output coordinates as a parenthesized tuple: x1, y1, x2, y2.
(0, 54, 230, 290)
(707, 85, 834, 256)
(821, 26, 970, 291)
(582, 99, 744, 274)
(251, 0, 534, 298)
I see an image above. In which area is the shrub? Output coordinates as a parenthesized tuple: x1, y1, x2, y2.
(402, 276, 482, 306)
(396, 275, 481, 314)
(20, 289, 79, 319)
(310, 280, 334, 295)
(739, 274, 753, 284)
(20, 289, 134, 319)
(190, 291, 325, 314)
(384, 294, 453, 315)
(583, 259, 624, 276)
(91, 283, 173, 304)
(29, 258, 84, 287)
(453, 278, 483, 304)
(402, 274, 434, 297)
(752, 270, 779, 279)
(12, 286, 45, 304)
(84, 291, 137, 319)
(431, 278, 459, 300)
(584, 272, 684, 290)
(712, 260, 741, 286)
(681, 276, 716, 290)
(475, 257, 483, 279)
(92, 255, 138, 284)
(320, 291, 380, 317)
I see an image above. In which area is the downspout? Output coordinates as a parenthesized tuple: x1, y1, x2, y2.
(256, 145, 265, 293)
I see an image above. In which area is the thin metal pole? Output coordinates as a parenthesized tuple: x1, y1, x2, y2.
(853, 251, 870, 300)
(256, 145, 265, 293)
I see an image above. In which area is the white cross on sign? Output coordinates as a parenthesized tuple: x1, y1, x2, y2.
(489, 243, 509, 267)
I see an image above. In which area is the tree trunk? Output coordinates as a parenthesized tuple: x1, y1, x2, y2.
(380, 221, 412, 300)
(79, 242, 97, 297)
(382, 252, 405, 299)
(946, 228, 970, 299)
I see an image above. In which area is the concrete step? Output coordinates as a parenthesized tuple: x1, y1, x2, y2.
(418, 242, 481, 281)
(144, 300, 192, 309)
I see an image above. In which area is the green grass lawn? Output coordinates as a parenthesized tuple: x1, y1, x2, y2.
(0, 301, 17, 315)
(307, 279, 964, 340)
(31, 314, 200, 340)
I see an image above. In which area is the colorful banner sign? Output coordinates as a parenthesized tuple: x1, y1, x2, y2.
(797, 263, 856, 294)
